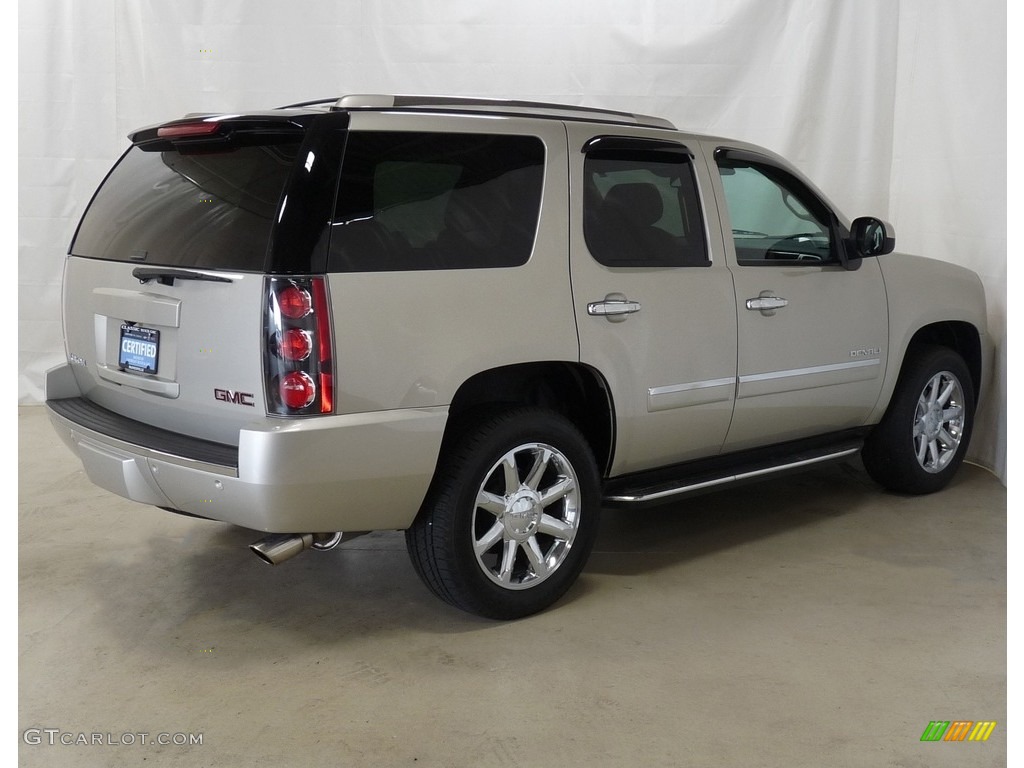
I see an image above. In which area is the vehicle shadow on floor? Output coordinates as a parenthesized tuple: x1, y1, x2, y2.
(79, 458, 985, 645)
(19, 408, 998, 650)
(588, 459, 883, 576)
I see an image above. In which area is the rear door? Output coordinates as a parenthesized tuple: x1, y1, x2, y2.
(567, 125, 738, 475)
(62, 118, 315, 444)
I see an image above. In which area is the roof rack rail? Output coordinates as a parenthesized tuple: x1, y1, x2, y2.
(330, 94, 675, 129)
(275, 97, 340, 109)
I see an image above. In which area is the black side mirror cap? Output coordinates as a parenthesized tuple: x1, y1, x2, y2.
(850, 217, 896, 257)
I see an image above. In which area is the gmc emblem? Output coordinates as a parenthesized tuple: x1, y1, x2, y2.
(214, 388, 256, 407)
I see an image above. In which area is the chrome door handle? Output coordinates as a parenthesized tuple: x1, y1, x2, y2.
(745, 296, 788, 312)
(587, 299, 642, 317)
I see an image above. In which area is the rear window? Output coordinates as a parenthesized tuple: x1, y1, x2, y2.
(71, 140, 301, 270)
(329, 132, 544, 271)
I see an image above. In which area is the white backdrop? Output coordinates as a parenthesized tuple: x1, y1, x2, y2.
(18, 0, 1007, 479)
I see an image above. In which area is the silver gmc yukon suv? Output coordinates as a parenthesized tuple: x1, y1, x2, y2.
(45, 95, 989, 619)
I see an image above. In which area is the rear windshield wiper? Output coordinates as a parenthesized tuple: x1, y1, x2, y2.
(132, 267, 234, 286)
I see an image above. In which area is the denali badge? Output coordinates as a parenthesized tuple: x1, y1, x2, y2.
(850, 347, 882, 358)
(214, 388, 256, 407)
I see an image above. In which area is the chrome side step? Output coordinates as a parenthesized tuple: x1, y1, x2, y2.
(602, 436, 864, 506)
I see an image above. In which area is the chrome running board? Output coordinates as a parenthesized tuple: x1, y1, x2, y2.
(602, 434, 864, 505)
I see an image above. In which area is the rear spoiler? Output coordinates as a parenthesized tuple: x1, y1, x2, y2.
(129, 115, 307, 151)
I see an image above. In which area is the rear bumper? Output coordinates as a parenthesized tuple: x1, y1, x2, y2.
(46, 381, 447, 533)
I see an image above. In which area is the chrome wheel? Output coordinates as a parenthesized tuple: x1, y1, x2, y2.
(407, 408, 600, 618)
(862, 345, 975, 495)
(913, 370, 966, 474)
(473, 442, 582, 590)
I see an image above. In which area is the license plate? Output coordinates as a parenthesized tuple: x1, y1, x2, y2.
(119, 324, 160, 374)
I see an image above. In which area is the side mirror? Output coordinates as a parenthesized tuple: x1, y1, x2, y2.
(850, 217, 896, 257)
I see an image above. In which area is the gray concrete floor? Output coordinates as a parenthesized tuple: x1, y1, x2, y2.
(19, 404, 1005, 767)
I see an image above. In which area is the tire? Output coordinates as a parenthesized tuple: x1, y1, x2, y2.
(406, 407, 601, 619)
(862, 345, 975, 494)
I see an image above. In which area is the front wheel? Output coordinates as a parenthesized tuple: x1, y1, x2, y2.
(862, 346, 975, 494)
(406, 408, 601, 619)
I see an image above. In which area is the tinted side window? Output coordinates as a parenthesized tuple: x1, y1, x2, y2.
(71, 141, 301, 270)
(329, 132, 544, 271)
(717, 159, 835, 265)
(583, 154, 708, 268)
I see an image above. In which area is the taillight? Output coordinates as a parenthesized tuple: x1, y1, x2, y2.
(156, 121, 221, 138)
(279, 329, 312, 361)
(279, 371, 317, 409)
(264, 277, 334, 415)
(277, 284, 313, 319)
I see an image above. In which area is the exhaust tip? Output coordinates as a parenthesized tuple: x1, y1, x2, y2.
(249, 532, 347, 565)
(249, 533, 315, 565)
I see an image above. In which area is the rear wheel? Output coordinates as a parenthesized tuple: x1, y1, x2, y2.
(862, 346, 975, 494)
(406, 408, 600, 619)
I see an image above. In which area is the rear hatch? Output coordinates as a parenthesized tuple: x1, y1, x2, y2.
(62, 114, 322, 445)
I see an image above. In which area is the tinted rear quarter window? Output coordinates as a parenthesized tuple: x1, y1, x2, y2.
(72, 140, 301, 270)
(329, 132, 545, 272)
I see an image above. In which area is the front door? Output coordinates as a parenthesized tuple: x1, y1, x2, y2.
(704, 143, 889, 451)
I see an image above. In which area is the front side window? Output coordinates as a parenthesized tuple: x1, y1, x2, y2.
(583, 150, 708, 268)
(329, 132, 544, 271)
(716, 155, 836, 265)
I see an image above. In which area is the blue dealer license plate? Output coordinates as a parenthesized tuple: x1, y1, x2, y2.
(119, 324, 159, 374)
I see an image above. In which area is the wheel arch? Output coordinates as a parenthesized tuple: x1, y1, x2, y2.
(446, 361, 616, 476)
(904, 321, 983, 404)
